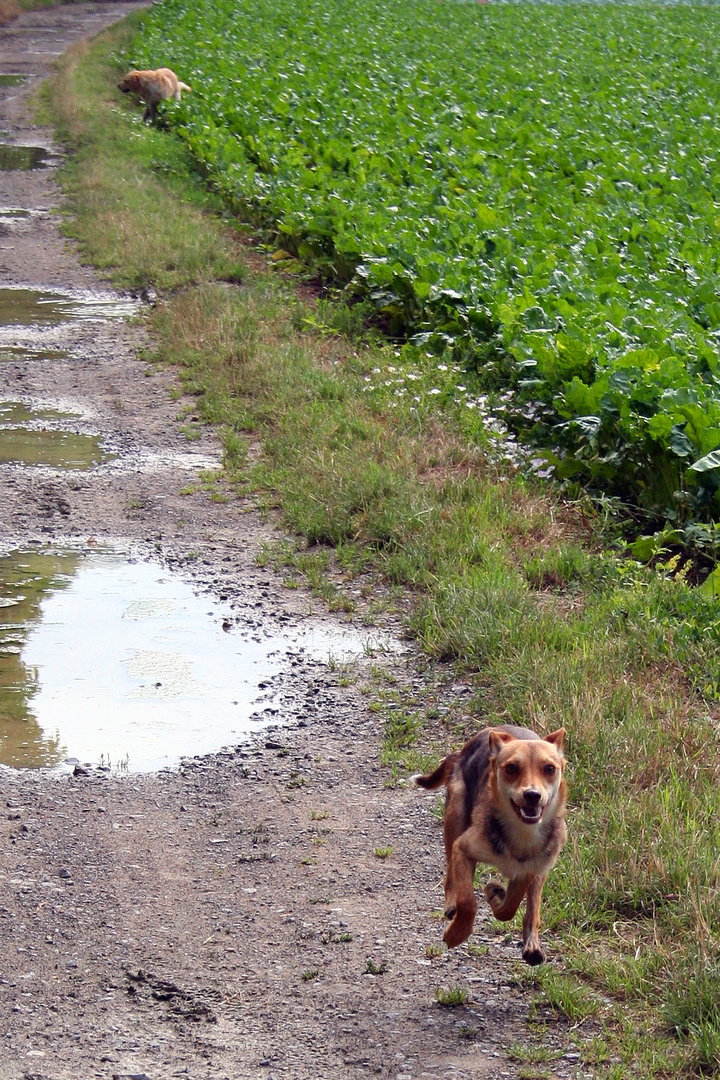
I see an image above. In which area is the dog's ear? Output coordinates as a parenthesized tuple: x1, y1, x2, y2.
(488, 729, 515, 758)
(543, 728, 566, 753)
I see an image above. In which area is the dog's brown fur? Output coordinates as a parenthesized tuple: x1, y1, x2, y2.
(117, 68, 191, 124)
(413, 725, 567, 965)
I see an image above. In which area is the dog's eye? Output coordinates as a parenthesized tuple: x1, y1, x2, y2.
(504, 762, 519, 777)
(544, 764, 557, 777)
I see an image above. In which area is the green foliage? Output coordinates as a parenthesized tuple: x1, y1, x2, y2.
(130, 0, 720, 523)
(434, 984, 469, 1007)
(664, 957, 720, 1075)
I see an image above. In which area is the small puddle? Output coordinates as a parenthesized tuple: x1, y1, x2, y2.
(0, 208, 33, 225)
(0, 345, 69, 363)
(0, 548, 393, 772)
(0, 401, 114, 470)
(0, 287, 139, 326)
(0, 145, 50, 170)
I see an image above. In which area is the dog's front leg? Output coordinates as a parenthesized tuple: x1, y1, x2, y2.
(443, 836, 477, 948)
(484, 875, 532, 922)
(520, 874, 547, 966)
(441, 794, 467, 920)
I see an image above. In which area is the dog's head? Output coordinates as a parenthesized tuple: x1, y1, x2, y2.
(118, 71, 141, 94)
(488, 729, 566, 826)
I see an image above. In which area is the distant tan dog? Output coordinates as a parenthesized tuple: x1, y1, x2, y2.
(117, 67, 191, 124)
(413, 725, 567, 965)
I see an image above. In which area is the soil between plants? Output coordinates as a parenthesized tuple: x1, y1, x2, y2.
(0, 7, 583, 1079)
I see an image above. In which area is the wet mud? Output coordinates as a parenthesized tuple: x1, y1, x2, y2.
(0, 6, 587, 1080)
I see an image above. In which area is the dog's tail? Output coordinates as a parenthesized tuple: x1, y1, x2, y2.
(411, 753, 458, 791)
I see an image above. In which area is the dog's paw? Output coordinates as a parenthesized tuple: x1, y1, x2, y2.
(521, 942, 546, 966)
(443, 920, 469, 949)
(485, 881, 506, 910)
(442, 903, 476, 949)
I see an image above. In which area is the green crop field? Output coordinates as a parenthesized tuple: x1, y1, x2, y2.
(127, 0, 720, 533)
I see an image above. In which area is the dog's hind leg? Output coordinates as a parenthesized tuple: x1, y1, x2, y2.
(520, 874, 547, 966)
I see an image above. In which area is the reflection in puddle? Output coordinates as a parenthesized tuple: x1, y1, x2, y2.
(0, 549, 393, 772)
(0, 286, 139, 325)
(0, 144, 50, 170)
(0, 207, 34, 228)
(0, 401, 114, 470)
(0, 549, 74, 768)
(1, 402, 69, 424)
(0, 345, 68, 363)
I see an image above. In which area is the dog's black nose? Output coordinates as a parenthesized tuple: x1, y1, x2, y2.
(524, 789, 542, 807)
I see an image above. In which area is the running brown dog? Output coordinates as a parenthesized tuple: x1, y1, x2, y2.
(413, 725, 567, 965)
(117, 67, 191, 124)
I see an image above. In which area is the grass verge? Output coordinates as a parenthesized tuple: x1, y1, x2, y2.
(41, 14, 720, 1077)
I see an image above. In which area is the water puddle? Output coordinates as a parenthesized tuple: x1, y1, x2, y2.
(0, 208, 33, 226)
(0, 345, 69, 363)
(0, 287, 139, 326)
(0, 401, 114, 470)
(0, 144, 50, 170)
(0, 548, 394, 772)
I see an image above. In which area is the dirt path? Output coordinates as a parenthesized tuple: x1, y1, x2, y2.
(0, 7, 580, 1079)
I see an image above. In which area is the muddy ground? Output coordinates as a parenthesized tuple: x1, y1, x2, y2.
(0, 7, 589, 1079)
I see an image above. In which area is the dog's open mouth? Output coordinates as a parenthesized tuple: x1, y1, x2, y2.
(512, 802, 544, 825)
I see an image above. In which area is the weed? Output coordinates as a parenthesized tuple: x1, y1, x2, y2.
(506, 1042, 559, 1066)
(530, 969, 601, 1023)
(434, 985, 468, 1007)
